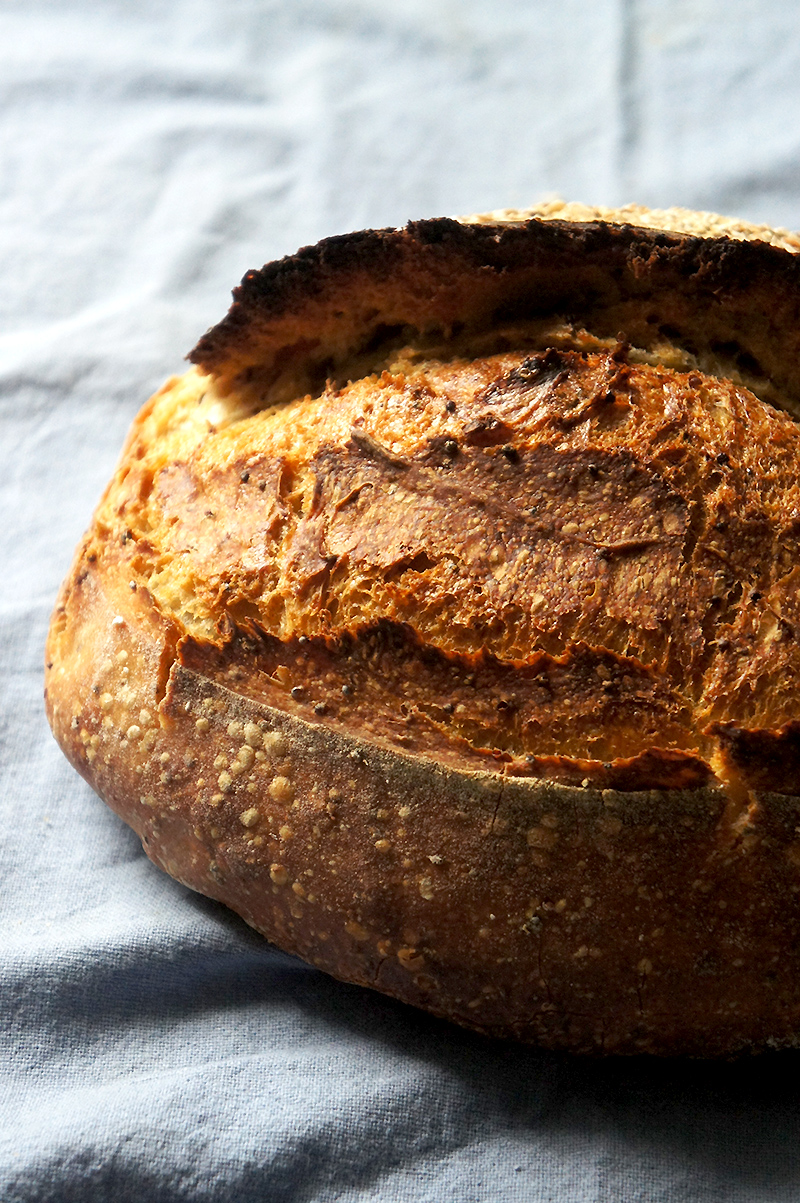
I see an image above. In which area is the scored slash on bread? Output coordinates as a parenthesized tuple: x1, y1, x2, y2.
(45, 204, 800, 1055)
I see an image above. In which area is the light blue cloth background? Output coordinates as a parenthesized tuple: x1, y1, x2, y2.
(4, 2, 800, 1198)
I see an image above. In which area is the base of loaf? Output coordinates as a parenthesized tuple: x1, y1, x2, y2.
(46, 535, 800, 1057)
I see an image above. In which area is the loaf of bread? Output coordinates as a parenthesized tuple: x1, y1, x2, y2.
(46, 203, 800, 1056)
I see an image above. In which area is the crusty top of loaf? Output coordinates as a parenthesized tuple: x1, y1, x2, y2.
(76, 202, 800, 799)
(459, 199, 800, 252)
(188, 205, 800, 420)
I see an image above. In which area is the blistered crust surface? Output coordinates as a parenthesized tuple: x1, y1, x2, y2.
(82, 339, 800, 795)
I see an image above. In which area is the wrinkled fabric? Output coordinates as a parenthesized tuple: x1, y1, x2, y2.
(4, 2, 800, 1199)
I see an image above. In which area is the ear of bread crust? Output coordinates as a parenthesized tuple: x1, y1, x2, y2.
(189, 209, 800, 419)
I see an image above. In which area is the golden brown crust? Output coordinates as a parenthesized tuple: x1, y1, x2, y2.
(44, 203, 800, 1055)
(82, 342, 800, 793)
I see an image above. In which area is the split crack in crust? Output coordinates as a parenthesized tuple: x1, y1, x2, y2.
(93, 338, 800, 796)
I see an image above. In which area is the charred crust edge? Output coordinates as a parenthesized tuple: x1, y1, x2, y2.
(188, 217, 800, 413)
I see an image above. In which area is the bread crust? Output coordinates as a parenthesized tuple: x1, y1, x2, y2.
(45, 539, 800, 1056)
(45, 204, 800, 1055)
(189, 212, 800, 416)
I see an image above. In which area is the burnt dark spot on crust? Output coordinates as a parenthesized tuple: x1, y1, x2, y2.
(462, 415, 514, 447)
(481, 348, 570, 405)
(422, 435, 460, 467)
(711, 721, 800, 794)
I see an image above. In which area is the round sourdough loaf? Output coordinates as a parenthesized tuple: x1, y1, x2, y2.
(45, 203, 800, 1056)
